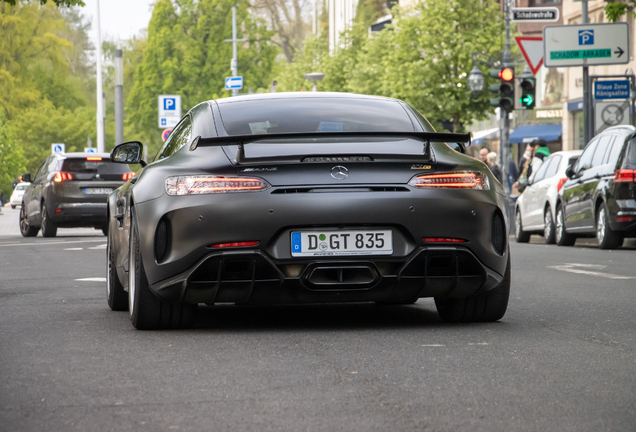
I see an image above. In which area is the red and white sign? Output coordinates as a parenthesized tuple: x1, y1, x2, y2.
(515, 36, 544, 75)
(162, 128, 173, 142)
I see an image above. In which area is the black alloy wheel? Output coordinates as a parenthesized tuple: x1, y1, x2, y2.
(435, 253, 510, 322)
(40, 204, 57, 237)
(128, 207, 197, 330)
(555, 204, 576, 246)
(515, 209, 531, 243)
(19, 204, 38, 237)
(107, 229, 129, 311)
(544, 207, 556, 244)
(596, 203, 623, 250)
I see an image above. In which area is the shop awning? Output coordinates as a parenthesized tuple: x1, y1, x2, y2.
(509, 124, 562, 144)
(471, 127, 499, 145)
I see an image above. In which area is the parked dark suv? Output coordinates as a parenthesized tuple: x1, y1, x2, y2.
(19, 153, 134, 237)
(555, 125, 636, 249)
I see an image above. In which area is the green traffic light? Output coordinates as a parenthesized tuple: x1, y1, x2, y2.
(520, 95, 533, 106)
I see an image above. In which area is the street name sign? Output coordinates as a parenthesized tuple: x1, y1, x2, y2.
(594, 80, 630, 100)
(516, 36, 544, 75)
(84, 147, 97, 153)
(225, 76, 243, 90)
(51, 143, 65, 154)
(544, 23, 629, 67)
(158, 95, 181, 128)
(512, 7, 559, 22)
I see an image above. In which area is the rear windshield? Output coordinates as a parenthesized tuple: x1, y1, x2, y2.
(218, 98, 417, 136)
(61, 158, 131, 174)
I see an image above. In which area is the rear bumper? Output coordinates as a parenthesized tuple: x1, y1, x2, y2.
(50, 202, 107, 227)
(150, 246, 505, 305)
(610, 199, 636, 234)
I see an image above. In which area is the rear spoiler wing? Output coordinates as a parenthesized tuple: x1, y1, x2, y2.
(192, 131, 472, 165)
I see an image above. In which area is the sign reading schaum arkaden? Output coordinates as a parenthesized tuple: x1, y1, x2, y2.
(158, 95, 181, 128)
(594, 80, 630, 100)
(544, 23, 629, 67)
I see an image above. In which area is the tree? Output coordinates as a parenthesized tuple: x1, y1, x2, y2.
(604, 1, 635, 22)
(1, 0, 84, 7)
(126, 0, 278, 155)
(252, 0, 311, 63)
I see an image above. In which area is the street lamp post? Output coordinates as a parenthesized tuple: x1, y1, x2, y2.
(304, 72, 325, 92)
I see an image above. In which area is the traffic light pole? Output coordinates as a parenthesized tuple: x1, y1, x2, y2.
(500, 0, 512, 198)
(581, 0, 591, 146)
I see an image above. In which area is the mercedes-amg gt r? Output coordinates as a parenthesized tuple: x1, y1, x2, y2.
(106, 92, 510, 330)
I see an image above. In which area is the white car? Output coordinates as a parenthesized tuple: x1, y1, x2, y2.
(515, 150, 582, 244)
(9, 182, 30, 209)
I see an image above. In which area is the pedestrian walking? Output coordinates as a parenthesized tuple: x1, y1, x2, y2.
(487, 152, 503, 183)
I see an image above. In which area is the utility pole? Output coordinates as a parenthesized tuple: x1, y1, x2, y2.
(95, 0, 105, 152)
(500, 0, 512, 198)
(224, 7, 246, 97)
(581, 0, 591, 146)
(115, 49, 124, 145)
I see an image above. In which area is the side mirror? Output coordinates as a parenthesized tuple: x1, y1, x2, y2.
(447, 142, 466, 154)
(110, 141, 146, 167)
(21, 174, 32, 183)
(565, 164, 575, 179)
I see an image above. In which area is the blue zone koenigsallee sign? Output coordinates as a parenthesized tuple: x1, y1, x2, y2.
(594, 80, 630, 100)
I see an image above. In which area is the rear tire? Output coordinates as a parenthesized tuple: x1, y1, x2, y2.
(128, 207, 196, 330)
(544, 207, 556, 245)
(40, 204, 57, 237)
(19, 204, 38, 237)
(107, 229, 128, 311)
(435, 254, 510, 322)
(515, 209, 530, 243)
(596, 203, 623, 250)
(555, 204, 575, 246)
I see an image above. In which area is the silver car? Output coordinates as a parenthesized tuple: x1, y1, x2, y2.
(515, 150, 582, 244)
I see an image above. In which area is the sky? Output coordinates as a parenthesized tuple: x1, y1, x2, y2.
(82, 0, 155, 47)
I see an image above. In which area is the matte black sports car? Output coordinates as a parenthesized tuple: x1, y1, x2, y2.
(106, 93, 510, 330)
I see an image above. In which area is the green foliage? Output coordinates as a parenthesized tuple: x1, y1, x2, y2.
(1, 0, 85, 7)
(0, 109, 29, 200)
(126, 0, 279, 156)
(277, 0, 504, 132)
(604, 1, 634, 22)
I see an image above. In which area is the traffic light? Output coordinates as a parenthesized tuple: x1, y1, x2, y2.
(519, 76, 536, 109)
(489, 68, 515, 113)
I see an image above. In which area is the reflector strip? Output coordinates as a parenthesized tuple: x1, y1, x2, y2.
(422, 238, 466, 243)
(210, 241, 260, 248)
(616, 216, 633, 222)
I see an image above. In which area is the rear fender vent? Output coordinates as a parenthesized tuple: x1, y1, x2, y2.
(154, 217, 171, 263)
(492, 211, 506, 255)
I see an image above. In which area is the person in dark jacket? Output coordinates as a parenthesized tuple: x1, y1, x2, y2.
(487, 152, 503, 184)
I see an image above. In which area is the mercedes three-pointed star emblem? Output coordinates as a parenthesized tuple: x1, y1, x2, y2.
(330, 165, 349, 180)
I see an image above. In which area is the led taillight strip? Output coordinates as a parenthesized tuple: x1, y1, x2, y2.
(211, 241, 260, 248)
(409, 172, 489, 190)
(166, 175, 270, 195)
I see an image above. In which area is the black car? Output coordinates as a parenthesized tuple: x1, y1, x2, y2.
(556, 125, 636, 249)
(19, 153, 133, 237)
(106, 92, 511, 330)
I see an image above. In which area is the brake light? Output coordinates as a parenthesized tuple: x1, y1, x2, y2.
(165, 175, 270, 195)
(211, 241, 260, 248)
(409, 172, 489, 190)
(617, 216, 633, 222)
(557, 177, 568, 191)
(422, 238, 466, 243)
(614, 169, 635, 183)
(86, 157, 103, 161)
(53, 172, 73, 182)
(122, 173, 134, 181)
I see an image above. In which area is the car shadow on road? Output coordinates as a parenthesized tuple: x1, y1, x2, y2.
(192, 302, 505, 332)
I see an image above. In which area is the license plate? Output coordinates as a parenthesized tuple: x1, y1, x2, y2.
(84, 188, 112, 195)
(291, 230, 393, 257)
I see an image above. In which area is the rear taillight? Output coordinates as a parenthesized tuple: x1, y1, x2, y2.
(409, 172, 489, 190)
(122, 173, 134, 181)
(165, 175, 270, 195)
(614, 169, 635, 183)
(53, 172, 73, 182)
(211, 241, 260, 248)
(557, 177, 568, 191)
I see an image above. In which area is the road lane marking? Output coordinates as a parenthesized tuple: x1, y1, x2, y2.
(75, 278, 107, 282)
(64, 248, 83, 251)
(468, 343, 489, 346)
(0, 239, 106, 248)
(548, 263, 636, 280)
(88, 244, 107, 250)
(421, 344, 445, 347)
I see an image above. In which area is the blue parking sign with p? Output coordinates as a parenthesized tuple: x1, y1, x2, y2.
(578, 30, 594, 45)
(163, 98, 176, 110)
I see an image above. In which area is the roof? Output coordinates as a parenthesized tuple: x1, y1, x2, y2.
(213, 91, 398, 105)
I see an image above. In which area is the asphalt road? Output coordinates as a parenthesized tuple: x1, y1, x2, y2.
(1, 207, 635, 431)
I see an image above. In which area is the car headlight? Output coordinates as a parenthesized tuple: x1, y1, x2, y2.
(165, 175, 271, 196)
